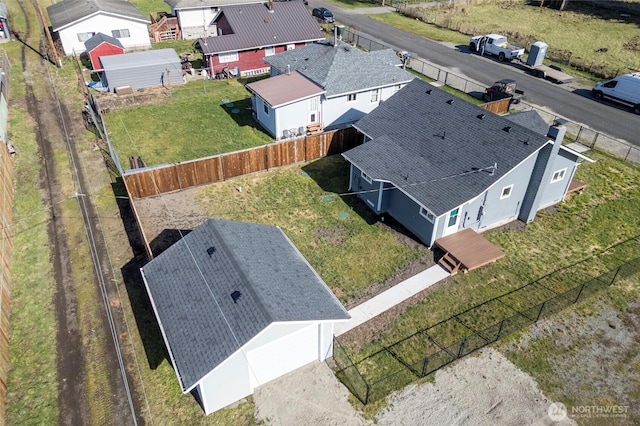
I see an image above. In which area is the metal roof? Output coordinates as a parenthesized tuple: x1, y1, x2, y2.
(84, 32, 124, 52)
(141, 219, 349, 392)
(0, 0, 7, 20)
(100, 48, 180, 71)
(47, 0, 149, 31)
(246, 71, 324, 107)
(166, 0, 263, 10)
(197, 2, 323, 54)
(263, 39, 414, 97)
(343, 79, 551, 216)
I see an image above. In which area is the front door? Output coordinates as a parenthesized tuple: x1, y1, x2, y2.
(442, 207, 460, 237)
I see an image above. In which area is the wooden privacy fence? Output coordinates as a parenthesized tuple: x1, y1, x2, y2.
(123, 127, 361, 199)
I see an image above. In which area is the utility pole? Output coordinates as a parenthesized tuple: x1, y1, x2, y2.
(32, 0, 62, 67)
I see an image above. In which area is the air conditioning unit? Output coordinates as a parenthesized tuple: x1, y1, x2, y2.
(283, 129, 290, 138)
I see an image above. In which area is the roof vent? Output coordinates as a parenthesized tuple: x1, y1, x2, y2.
(477, 113, 485, 119)
(231, 290, 242, 304)
(426, 89, 432, 94)
(206, 246, 216, 257)
(446, 99, 454, 104)
(502, 126, 512, 133)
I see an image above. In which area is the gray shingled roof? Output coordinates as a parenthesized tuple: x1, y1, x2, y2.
(197, 2, 323, 55)
(504, 110, 550, 136)
(166, 0, 263, 10)
(141, 219, 349, 392)
(84, 32, 124, 52)
(262, 39, 414, 97)
(48, 0, 149, 31)
(343, 79, 551, 216)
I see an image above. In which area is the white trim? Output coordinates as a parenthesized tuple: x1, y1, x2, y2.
(218, 51, 238, 62)
(361, 171, 372, 184)
(377, 181, 384, 211)
(419, 206, 435, 223)
(500, 184, 513, 199)
(346, 93, 357, 103)
(264, 46, 275, 56)
(366, 199, 375, 208)
(551, 168, 567, 183)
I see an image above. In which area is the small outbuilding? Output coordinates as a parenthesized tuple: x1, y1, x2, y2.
(100, 48, 183, 92)
(84, 33, 124, 71)
(141, 219, 349, 415)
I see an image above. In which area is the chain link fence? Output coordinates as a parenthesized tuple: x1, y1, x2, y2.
(331, 238, 640, 405)
(342, 27, 640, 164)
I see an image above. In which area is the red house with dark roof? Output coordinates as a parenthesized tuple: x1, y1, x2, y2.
(84, 33, 125, 71)
(194, 1, 324, 78)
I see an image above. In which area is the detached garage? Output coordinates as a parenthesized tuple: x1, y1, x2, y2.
(140, 219, 349, 415)
(100, 48, 182, 92)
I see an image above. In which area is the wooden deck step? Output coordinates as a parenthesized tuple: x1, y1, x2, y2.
(438, 252, 461, 275)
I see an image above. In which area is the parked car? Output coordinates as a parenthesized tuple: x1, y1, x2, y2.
(312, 7, 334, 23)
(592, 73, 640, 114)
(469, 34, 524, 62)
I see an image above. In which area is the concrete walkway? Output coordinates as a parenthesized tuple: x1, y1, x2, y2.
(335, 264, 450, 336)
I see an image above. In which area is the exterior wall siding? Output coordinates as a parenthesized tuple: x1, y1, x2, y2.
(386, 187, 436, 245)
(272, 96, 320, 139)
(89, 43, 124, 70)
(350, 166, 381, 212)
(58, 15, 150, 55)
(322, 83, 407, 128)
(102, 60, 182, 91)
(538, 149, 578, 209)
(177, 8, 218, 38)
(254, 97, 276, 136)
(210, 44, 300, 76)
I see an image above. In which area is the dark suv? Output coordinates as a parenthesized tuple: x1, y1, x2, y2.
(312, 7, 334, 23)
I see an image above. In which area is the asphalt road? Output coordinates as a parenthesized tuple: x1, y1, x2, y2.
(311, 2, 640, 147)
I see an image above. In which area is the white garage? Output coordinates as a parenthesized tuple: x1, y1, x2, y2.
(141, 219, 349, 415)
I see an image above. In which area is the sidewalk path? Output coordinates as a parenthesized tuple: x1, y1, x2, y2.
(335, 264, 450, 336)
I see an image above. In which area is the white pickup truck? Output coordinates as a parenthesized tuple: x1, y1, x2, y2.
(469, 34, 525, 62)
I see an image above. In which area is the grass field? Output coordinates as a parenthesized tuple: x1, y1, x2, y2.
(367, 0, 640, 80)
(104, 80, 272, 166)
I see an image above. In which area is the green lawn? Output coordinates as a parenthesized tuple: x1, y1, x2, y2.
(104, 80, 272, 167)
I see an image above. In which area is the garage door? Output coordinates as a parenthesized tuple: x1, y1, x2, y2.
(247, 323, 318, 388)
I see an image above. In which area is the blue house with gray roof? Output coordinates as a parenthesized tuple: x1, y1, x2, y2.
(141, 219, 349, 415)
(342, 78, 593, 247)
(246, 38, 414, 139)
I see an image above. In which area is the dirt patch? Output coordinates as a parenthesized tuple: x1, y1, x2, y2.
(253, 349, 575, 426)
(95, 85, 174, 112)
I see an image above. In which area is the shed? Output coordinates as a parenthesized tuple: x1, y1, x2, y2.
(100, 48, 182, 92)
(141, 219, 349, 415)
(84, 33, 124, 71)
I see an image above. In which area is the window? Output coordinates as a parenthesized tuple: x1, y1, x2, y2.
(419, 207, 435, 223)
(264, 46, 275, 56)
(309, 113, 316, 122)
(218, 51, 238, 63)
(361, 171, 372, 184)
(286, 44, 295, 51)
(448, 208, 459, 227)
(551, 168, 566, 183)
(603, 80, 618, 88)
(370, 89, 380, 103)
(500, 184, 513, 199)
(263, 101, 269, 115)
(347, 93, 357, 102)
(111, 29, 130, 38)
(77, 32, 94, 42)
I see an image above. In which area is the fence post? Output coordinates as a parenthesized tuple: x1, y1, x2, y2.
(574, 282, 585, 303)
(535, 302, 546, 322)
(365, 383, 370, 405)
(610, 266, 621, 285)
(495, 319, 504, 341)
(625, 146, 632, 162)
(421, 357, 428, 377)
(457, 337, 466, 358)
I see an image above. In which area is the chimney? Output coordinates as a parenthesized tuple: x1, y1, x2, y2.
(547, 120, 567, 146)
(286, 64, 290, 75)
(269, 0, 274, 12)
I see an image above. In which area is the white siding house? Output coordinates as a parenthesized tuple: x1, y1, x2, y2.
(141, 219, 349, 415)
(256, 39, 414, 136)
(47, 0, 151, 55)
